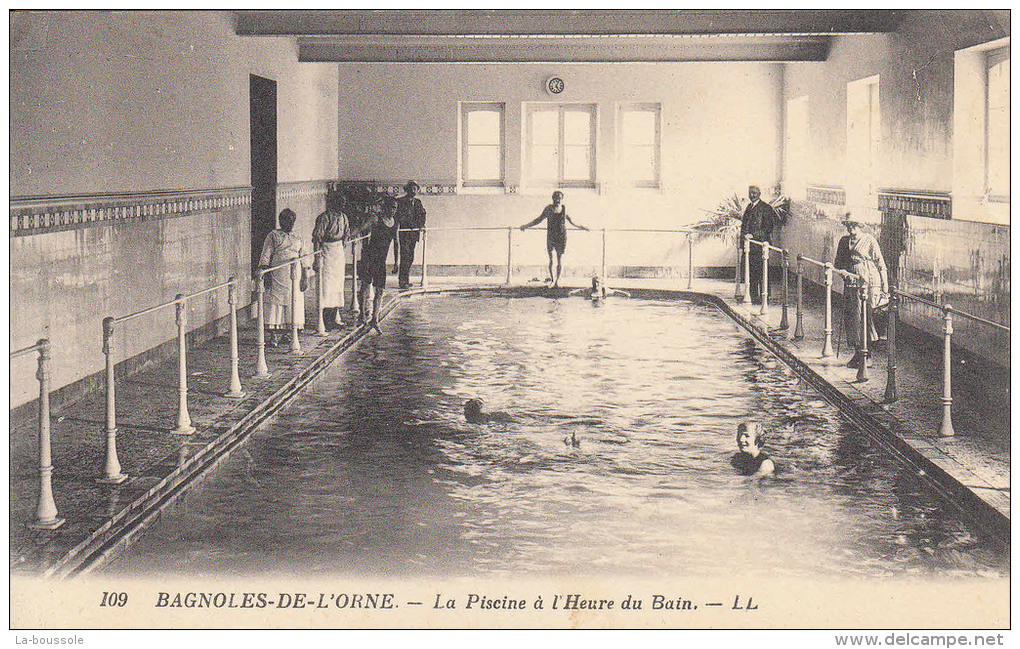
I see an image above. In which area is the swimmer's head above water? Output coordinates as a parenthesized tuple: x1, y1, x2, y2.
(736, 421, 766, 456)
(733, 421, 775, 477)
(464, 398, 486, 423)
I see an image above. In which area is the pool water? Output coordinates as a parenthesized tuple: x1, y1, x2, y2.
(105, 293, 1008, 579)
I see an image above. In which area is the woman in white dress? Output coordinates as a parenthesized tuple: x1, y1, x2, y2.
(833, 217, 889, 368)
(259, 208, 311, 346)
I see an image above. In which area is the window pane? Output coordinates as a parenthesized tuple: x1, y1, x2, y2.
(623, 110, 656, 146)
(563, 111, 591, 145)
(531, 111, 558, 146)
(563, 145, 591, 180)
(466, 145, 501, 181)
(532, 144, 559, 181)
(623, 145, 656, 183)
(467, 110, 501, 146)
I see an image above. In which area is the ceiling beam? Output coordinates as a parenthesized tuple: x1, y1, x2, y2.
(297, 35, 831, 64)
(237, 10, 903, 37)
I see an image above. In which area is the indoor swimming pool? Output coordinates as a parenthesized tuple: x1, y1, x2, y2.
(104, 292, 1008, 579)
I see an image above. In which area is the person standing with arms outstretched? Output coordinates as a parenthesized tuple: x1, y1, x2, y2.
(520, 191, 589, 288)
(354, 197, 399, 332)
(395, 181, 427, 289)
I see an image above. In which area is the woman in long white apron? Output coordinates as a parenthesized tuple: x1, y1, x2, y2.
(259, 208, 310, 346)
(312, 193, 351, 330)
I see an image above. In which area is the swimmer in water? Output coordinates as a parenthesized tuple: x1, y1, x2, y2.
(731, 421, 775, 478)
(463, 398, 515, 424)
(568, 275, 631, 300)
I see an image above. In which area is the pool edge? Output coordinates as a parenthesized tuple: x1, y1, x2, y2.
(40, 283, 1009, 578)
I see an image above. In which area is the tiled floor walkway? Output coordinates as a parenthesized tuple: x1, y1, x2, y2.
(8, 274, 1009, 574)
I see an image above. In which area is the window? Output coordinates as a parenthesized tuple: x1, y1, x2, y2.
(524, 103, 597, 188)
(784, 95, 809, 200)
(460, 102, 505, 188)
(986, 47, 1009, 198)
(618, 103, 661, 188)
(953, 37, 1009, 223)
(846, 75, 880, 206)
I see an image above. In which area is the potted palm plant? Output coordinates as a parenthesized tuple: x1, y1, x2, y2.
(693, 185, 790, 244)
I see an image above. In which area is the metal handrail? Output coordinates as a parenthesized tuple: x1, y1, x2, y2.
(257, 248, 320, 277)
(798, 254, 826, 268)
(424, 226, 694, 234)
(186, 279, 236, 302)
(98, 274, 250, 483)
(896, 289, 1008, 332)
(832, 267, 864, 283)
(950, 308, 1010, 332)
(10, 342, 44, 359)
(895, 289, 940, 310)
(114, 278, 237, 325)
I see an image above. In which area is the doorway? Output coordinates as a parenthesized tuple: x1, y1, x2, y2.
(250, 74, 277, 275)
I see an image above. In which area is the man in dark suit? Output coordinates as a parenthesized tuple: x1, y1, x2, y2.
(739, 185, 780, 304)
(394, 181, 427, 289)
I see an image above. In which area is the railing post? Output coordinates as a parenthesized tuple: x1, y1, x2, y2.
(225, 278, 246, 399)
(856, 280, 870, 382)
(779, 250, 790, 330)
(316, 252, 327, 336)
(506, 226, 513, 285)
(255, 270, 270, 378)
(687, 232, 694, 290)
(30, 339, 63, 529)
(821, 263, 834, 357)
(734, 241, 742, 300)
(601, 228, 608, 280)
(172, 294, 195, 435)
(939, 305, 956, 437)
(884, 291, 898, 403)
(760, 243, 770, 315)
(99, 317, 126, 484)
(742, 234, 751, 305)
(420, 228, 429, 289)
(351, 239, 360, 318)
(290, 261, 302, 354)
(794, 255, 805, 340)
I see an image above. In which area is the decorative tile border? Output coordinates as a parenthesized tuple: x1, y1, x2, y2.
(335, 180, 458, 197)
(276, 180, 331, 202)
(877, 189, 952, 220)
(10, 186, 252, 237)
(805, 184, 846, 206)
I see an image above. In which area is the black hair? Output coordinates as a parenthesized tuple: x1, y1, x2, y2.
(278, 208, 297, 232)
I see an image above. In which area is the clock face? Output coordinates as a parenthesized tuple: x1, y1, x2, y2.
(546, 76, 565, 95)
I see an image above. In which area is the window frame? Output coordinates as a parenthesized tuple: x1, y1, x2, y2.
(459, 102, 506, 190)
(617, 102, 662, 189)
(784, 95, 810, 200)
(523, 102, 598, 190)
(985, 46, 1009, 201)
(846, 74, 881, 207)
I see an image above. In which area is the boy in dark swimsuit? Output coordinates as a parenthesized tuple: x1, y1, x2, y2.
(356, 196, 399, 332)
(731, 421, 775, 478)
(519, 191, 589, 288)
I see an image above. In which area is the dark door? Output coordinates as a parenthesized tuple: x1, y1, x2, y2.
(250, 74, 278, 275)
